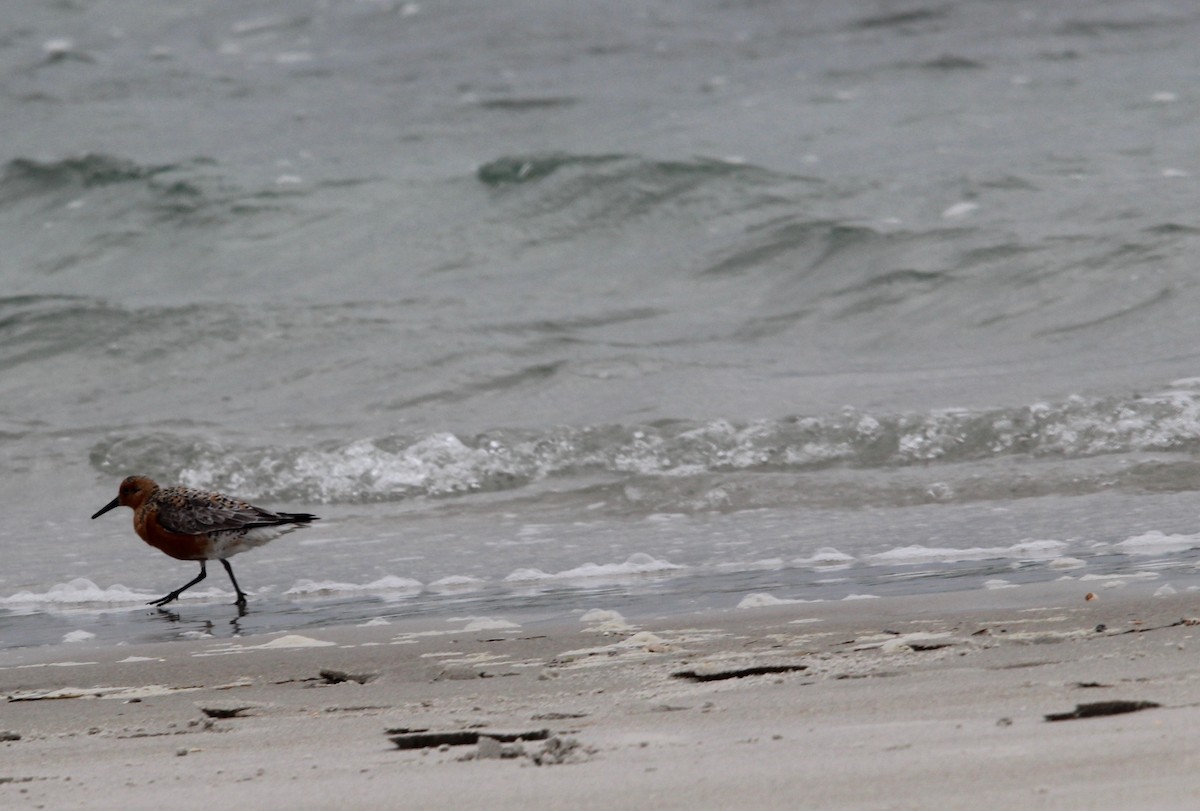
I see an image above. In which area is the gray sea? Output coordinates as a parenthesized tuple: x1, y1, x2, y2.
(4, 0, 1200, 651)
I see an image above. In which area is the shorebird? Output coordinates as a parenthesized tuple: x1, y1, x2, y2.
(91, 475, 319, 608)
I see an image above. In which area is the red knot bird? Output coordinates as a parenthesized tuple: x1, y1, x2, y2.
(92, 475, 319, 608)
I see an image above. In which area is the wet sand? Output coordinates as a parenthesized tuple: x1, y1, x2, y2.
(4, 582, 1200, 810)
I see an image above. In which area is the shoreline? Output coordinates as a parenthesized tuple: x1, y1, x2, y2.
(4, 582, 1200, 809)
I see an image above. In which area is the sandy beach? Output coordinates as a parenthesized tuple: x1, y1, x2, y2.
(5, 582, 1200, 810)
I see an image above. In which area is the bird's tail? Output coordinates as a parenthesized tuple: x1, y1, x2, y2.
(278, 512, 319, 524)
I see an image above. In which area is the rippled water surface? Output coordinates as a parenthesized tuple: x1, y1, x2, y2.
(4, 0, 1200, 650)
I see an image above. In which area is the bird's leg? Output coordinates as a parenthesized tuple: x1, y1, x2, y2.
(220, 558, 249, 607)
(149, 561, 207, 607)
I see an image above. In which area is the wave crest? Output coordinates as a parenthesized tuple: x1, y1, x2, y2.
(90, 384, 1200, 505)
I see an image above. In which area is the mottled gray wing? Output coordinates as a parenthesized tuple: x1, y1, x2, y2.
(153, 487, 284, 536)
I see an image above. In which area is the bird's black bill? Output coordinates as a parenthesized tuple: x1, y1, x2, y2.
(91, 496, 121, 519)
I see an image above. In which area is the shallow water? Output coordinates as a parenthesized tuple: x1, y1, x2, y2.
(4, 0, 1200, 650)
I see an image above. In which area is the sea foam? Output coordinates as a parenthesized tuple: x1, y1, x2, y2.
(868, 540, 1067, 565)
(1113, 531, 1199, 556)
(284, 575, 422, 597)
(0, 578, 156, 606)
(504, 553, 682, 583)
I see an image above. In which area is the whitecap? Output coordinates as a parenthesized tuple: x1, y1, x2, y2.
(284, 575, 422, 597)
(1113, 531, 1199, 556)
(457, 617, 520, 632)
(714, 558, 785, 574)
(1047, 557, 1086, 570)
(794, 547, 856, 569)
(1, 578, 156, 606)
(868, 540, 1066, 565)
(736, 592, 812, 609)
(503, 553, 682, 583)
(941, 201, 979, 219)
(580, 608, 626, 624)
(426, 575, 486, 592)
(62, 630, 96, 643)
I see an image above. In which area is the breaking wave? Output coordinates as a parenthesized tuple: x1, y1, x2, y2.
(89, 382, 1200, 506)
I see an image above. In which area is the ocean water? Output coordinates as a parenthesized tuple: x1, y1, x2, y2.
(4, 0, 1200, 651)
